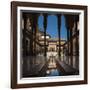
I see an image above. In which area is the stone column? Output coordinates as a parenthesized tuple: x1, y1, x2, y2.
(75, 15, 79, 70)
(43, 14, 48, 57)
(27, 14, 34, 56)
(65, 15, 74, 66)
(57, 14, 61, 60)
(32, 14, 39, 56)
(22, 13, 27, 57)
(67, 26, 70, 64)
(70, 28, 73, 66)
(65, 15, 70, 64)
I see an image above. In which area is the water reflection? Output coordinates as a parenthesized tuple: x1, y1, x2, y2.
(46, 69, 60, 76)
(22, 55, 62, 77)
(45, 56, 62, 76)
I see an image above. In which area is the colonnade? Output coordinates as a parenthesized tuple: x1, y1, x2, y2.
(22, 12, 79, 70)
(22, 13, 62, 58)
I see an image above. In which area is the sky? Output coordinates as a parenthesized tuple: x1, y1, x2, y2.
(38, 14, 67, 40)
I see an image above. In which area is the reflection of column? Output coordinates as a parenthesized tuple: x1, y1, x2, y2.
(43, 14, 48, 57)
(57, 14, 61, 60)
